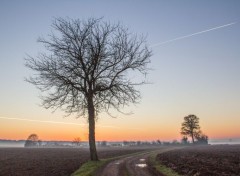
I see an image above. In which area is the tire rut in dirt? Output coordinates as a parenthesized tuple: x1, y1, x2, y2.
(125, 154, 152, 176)
(100, 154, 153, 176)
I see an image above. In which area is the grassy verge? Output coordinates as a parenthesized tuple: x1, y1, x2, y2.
(148, 151, 182, 176)
(71, 159, 107, 176)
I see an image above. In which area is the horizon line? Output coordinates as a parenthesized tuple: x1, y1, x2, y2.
(0, 138, 240, 142)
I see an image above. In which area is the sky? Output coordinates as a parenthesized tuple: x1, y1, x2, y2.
(0, 0, 240, 142)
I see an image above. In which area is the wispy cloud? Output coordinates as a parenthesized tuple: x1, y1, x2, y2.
(150, 22, 237, 47)
(0, 116, 140, 130)
(0, 116, 87, 126)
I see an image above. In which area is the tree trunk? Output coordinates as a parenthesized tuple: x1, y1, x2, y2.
(191, 133, 195, 144)
(87, 95, 99, 161)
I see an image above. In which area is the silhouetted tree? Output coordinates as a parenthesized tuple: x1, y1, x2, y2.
(72, 137, 81, 146)
(152, 141, 157, 145)
(25, 17, 151, 161)
(38, 140, 42, 146)
(156, 139, 162, 145)
(123, 141, 129, 146)
(194, 131, 208, 144)
(171, 139, 179, 145)
(181, 136, 189, 145)
(137, 141, 142, 146)
(24, 134, 39, 147)
(180, 114, 200, 143)
(100, 141, 107, 147)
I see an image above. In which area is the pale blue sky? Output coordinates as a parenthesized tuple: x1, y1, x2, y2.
(0, 0, 239, 140)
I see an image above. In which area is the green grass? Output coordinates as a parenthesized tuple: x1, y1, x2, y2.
(148, 151, 182, 176)
(154, 164, 181, 176)
(71, 159, 107, 176)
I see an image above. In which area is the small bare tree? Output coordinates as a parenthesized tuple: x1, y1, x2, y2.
(25, 17, 151, 160)
(72, 137, 81, 146)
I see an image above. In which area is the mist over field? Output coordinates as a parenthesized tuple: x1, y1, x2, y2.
(1, 138, 240, 148)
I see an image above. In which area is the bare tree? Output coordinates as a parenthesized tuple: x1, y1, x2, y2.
(25, 17, 151, 161)
(180, 114, 200, 143)
(72, 137, 81, 146)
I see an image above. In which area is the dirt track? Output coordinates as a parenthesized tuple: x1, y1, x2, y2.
(98, 147, 177, 176)
(100, 153, 152, 176)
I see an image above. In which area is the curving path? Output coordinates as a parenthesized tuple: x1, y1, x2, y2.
(98, 147, 178, 176)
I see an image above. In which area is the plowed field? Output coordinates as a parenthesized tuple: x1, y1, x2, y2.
(0, 147, 148, 176)
(157, 145, 240, 176)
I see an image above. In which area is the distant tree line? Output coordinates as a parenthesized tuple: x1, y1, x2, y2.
(97, 139, 194, 147)
(25, 135, 85, 148)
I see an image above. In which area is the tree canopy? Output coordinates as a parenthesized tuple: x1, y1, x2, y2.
(180, 114, 200, 143)
(180, 114, 208, 144)
(24, 134, 39, 147)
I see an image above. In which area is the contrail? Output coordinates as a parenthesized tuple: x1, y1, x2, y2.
(150, 22, 237, 47)
(0, 116, 140, 130)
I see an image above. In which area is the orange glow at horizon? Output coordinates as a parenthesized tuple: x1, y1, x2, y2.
(1, 114, 240, 142)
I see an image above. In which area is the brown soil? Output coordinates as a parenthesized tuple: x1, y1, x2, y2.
(156, 145, 240, 176)
(0, 147, 148, 176)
